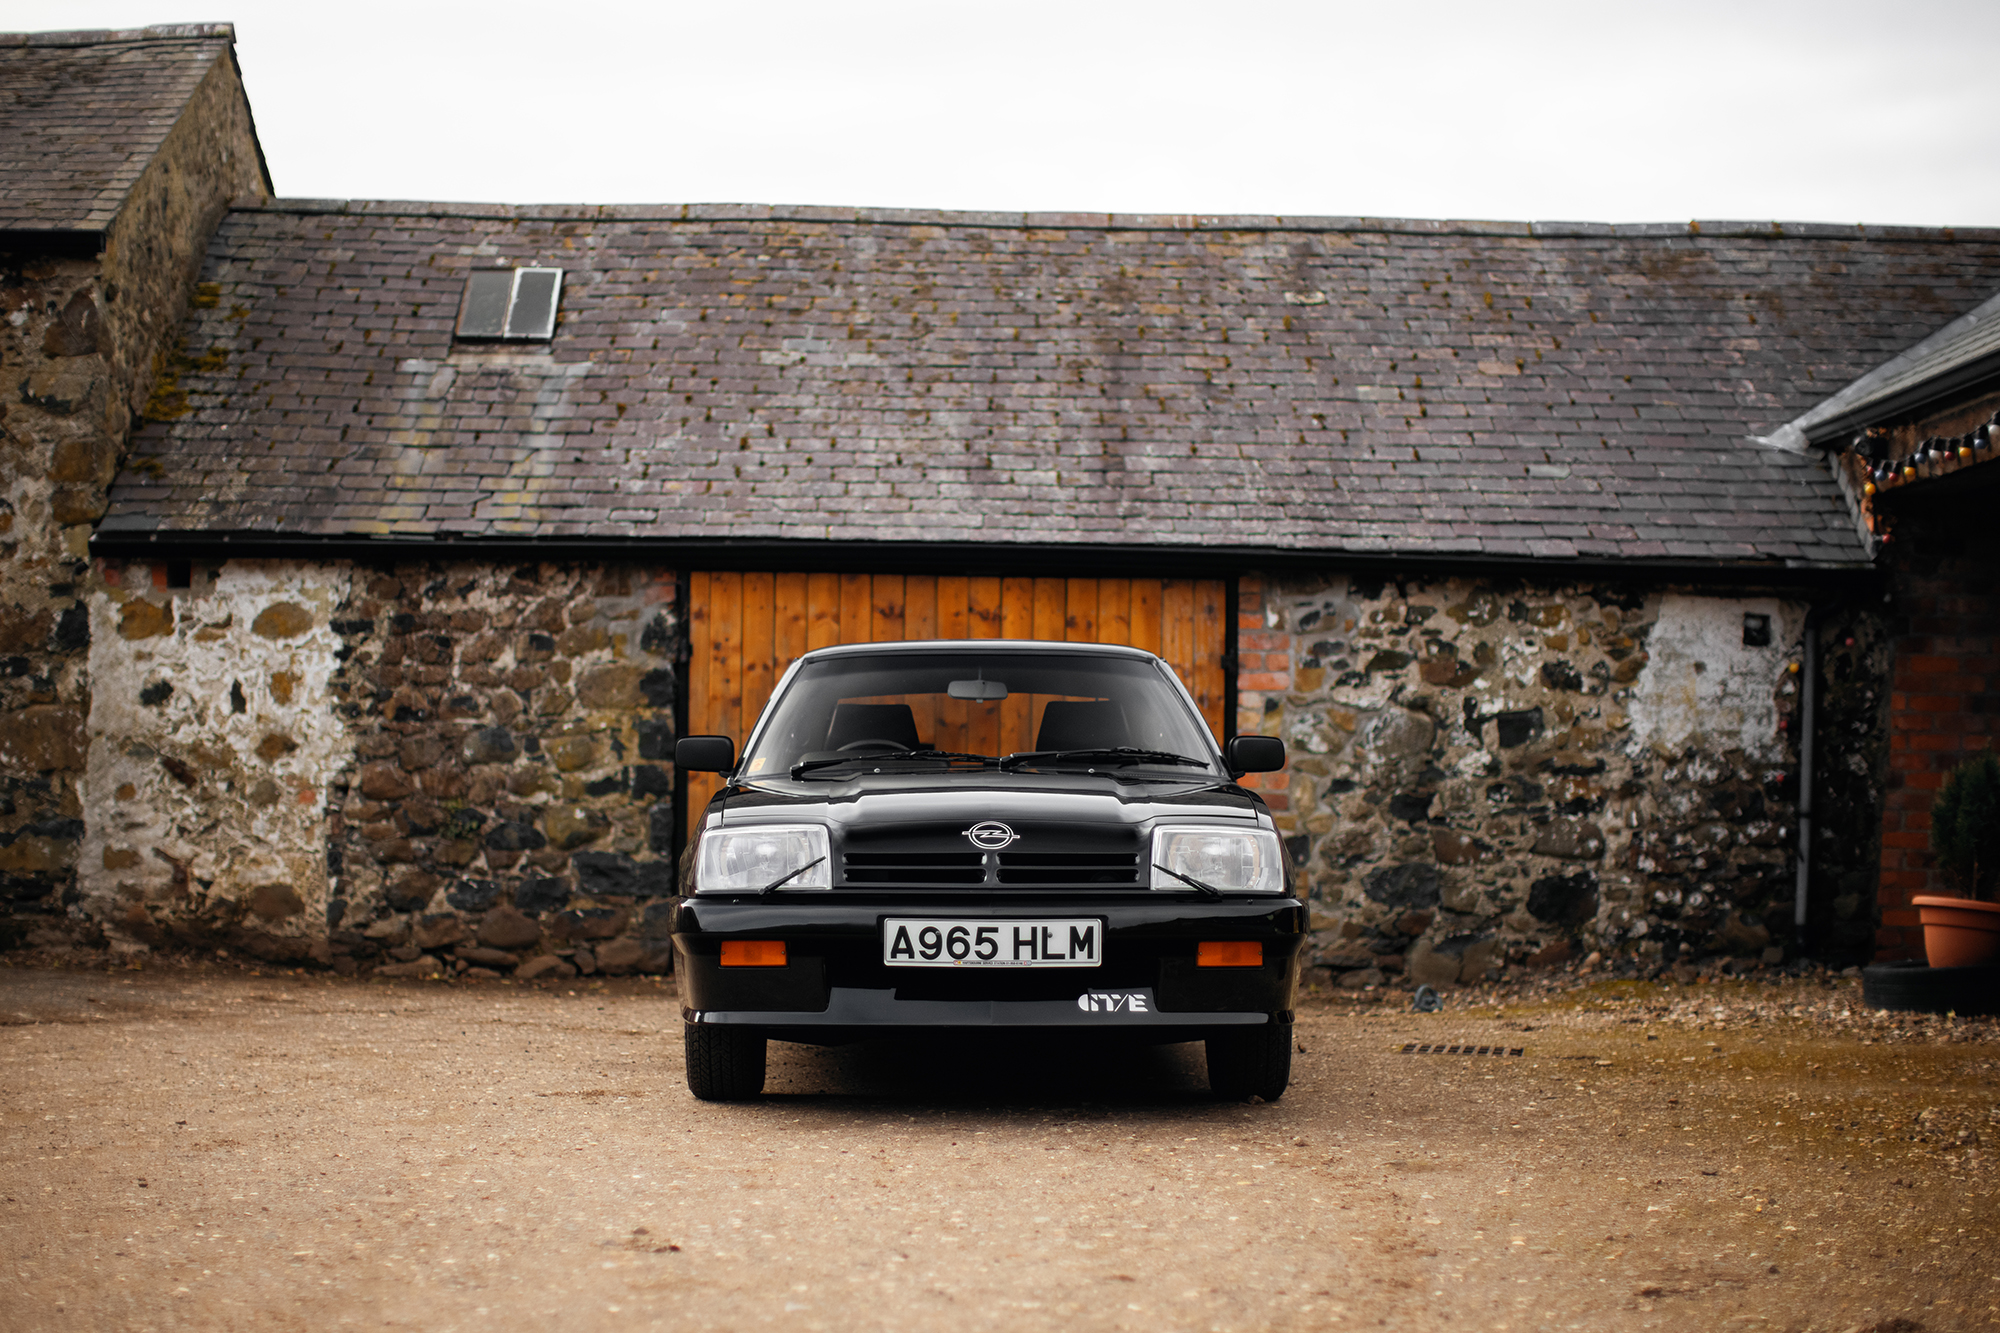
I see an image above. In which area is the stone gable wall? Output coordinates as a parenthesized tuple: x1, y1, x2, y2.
(0, 48, 264, 949)
(1233, 572, 1849, 985)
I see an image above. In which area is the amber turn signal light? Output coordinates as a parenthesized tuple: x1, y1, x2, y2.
(720, 939, 787, 967)
(1197, 941, 1261, 967)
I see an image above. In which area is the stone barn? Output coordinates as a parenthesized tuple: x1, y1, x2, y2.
(6, 23, 2000, 982)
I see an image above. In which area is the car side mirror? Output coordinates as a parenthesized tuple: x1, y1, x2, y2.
(1225, 735, 1285, 775)
(675, 735, 736, 773)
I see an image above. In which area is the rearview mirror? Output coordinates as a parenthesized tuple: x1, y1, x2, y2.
(1225, 735, 1285, 774)
(947, 679, 1008, 701)
(675, 735, 736, 773)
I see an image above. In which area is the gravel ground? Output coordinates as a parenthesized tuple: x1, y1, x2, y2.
(2, 957, 1996, 1332)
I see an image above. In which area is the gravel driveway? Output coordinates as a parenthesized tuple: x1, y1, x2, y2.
(2, 962, 1993, 1332)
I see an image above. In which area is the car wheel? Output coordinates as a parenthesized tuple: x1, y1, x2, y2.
(684, 1023, 767, 1101)
(1206, 1019, 1292, 1101)
(1861, 961, 2000, 1016)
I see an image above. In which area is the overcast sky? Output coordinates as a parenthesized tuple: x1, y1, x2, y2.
(8, 0, 1999, 226)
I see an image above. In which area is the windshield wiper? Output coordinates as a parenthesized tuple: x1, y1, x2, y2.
(1151, 863, 1224, 898)
(760, 857, 826, 895)
(789, 749, 996, 779)
(1001, 747, 1207, 771)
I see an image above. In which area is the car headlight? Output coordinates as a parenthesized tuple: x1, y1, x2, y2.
(1149, 825, 1286, 894)
(696, 825, 830, 893)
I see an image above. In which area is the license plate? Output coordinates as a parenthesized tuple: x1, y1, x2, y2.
(882, 918, 1102, 968)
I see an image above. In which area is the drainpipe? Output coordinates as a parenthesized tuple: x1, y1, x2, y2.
(1794, 609, 1819, 955)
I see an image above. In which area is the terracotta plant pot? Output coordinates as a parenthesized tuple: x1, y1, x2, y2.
(1912, 895, 2000, 968)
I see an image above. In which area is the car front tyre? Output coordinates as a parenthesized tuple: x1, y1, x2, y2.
(684, 1022, 767, 1101)
(1205, 1019, 1292, 1101)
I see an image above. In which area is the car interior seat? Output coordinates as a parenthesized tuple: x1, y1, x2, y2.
(825, 702, 924, 751)
(1034, 700, 1129, 751)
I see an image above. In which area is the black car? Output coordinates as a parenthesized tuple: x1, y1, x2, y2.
(669, 640, 1300, 1101)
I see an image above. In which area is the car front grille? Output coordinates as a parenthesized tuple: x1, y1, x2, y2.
(839, 827, 1145, 889)
(841, 851, 984, 885)
(997, 852, 1141, 886)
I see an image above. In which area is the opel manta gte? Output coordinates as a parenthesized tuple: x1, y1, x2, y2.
(669, 640, 1301, 1101)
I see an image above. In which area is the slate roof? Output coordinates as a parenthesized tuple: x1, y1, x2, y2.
(102, 203, 2000, 567)
(1759, 288, 2000, 449)
(0, 24, 235, 234)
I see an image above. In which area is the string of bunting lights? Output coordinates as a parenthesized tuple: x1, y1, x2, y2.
(1860, 410, 2000, 497)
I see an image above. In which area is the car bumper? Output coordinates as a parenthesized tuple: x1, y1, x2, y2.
(670, 895, 1306, 1039)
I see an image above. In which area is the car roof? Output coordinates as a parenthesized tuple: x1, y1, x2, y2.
(795, 639, 1161, 663)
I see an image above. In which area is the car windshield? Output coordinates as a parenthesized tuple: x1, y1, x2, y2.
(737, 651, 1218, 779)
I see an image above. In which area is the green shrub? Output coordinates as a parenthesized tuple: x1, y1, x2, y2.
(1931, 753, 2000, 899)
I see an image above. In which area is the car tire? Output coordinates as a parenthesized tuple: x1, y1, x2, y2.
(684, 1023, 767, 1101)
(1206, 1019, 1292, 1101)
(1861, 960, 2000, 1016)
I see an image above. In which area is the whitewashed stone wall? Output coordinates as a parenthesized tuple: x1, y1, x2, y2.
(82, 560, 355, 957)
(1236, 574, 1811, 987)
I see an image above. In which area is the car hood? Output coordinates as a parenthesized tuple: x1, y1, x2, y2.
(714, 770, 1267, 839)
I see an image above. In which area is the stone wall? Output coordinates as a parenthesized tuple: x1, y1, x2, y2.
(0, 243, 111, 948)
(318, 560, 680, 979)
(46, 546, 1902, 980)
(1234, 572, 1845, 987)
(0, 49, 265, 948)
(76, 557, 683, 976)
(80, 559, 355, 954)
(1809, 599, 1895, 962)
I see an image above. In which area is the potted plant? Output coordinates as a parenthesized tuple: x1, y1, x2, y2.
(1915, 753, 2000, 967)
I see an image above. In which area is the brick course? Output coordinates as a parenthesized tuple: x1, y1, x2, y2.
(1872, 527, 2000, 958)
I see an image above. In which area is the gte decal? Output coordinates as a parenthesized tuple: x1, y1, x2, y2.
(1076, 991, 1150, 1013)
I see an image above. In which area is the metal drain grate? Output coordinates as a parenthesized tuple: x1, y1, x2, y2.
(1399, 1042, 1524, 1057)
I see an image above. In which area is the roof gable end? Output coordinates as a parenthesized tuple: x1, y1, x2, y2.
(0, 23, 240, 234)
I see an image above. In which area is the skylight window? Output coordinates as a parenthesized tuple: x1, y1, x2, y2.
(455, 267, 563, 341)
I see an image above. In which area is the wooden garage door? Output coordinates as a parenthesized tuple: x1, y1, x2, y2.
(685, 573, 1228, 832)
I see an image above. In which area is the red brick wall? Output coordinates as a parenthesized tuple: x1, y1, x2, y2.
(1233, 575, 1291, 818)
(1876, 552, 2000, 958)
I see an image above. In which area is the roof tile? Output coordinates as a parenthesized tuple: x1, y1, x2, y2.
(106, 204, 2000, 565)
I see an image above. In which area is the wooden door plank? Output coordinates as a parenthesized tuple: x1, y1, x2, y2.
(1098, 577, 1131, 647)
(937, 576, 969, 639)
(1032, 577, 1065, 642)
(1000, 577, 1034, 640)
(1161, 578, 1195, 696)
(934, 575, 971, 752)
(774, 571, 809, 682)
(839, 572, 871, 643)
(806, 572, 841, 650)
(688, 570, 712, 735)
(1129, 578, 1163, 655)
(968, 576, 1003, 639)
(1065, 578, 1098, 643)
(999, 577, 1035, 753)
(905, 574, 938, 642)
(1192, 578, 1227, 738)
(740, 571, 776, 735)
(902, 574, 938, 747)
(708, 571, 744, 746)
(687, 569, 739, 839)
(870, 573, 906, 643)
